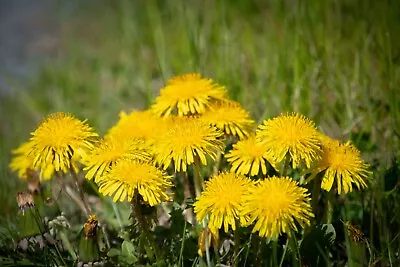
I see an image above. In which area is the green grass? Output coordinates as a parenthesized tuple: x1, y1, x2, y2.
(1, 0, 400, 265)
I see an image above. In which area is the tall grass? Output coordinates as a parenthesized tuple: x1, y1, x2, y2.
(1, 0, 399, 264)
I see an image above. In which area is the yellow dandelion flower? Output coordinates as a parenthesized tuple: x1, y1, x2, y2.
(225, 135, 277, 176)
(194, 172, 254, 232)
(107, 110, 163, 147)
(29, 112, 98, 175)
(10, 141, 36, 179)
(96, 159, 172, 206)
(256, 113, 322, 168)
(242, 176, 313, 239)
(151, 73, 227, 117)
(83, 135, 151, 182)
(312, 136, 370, 194)
(200, 100, 254, 139)
(153, 117, 224, 172)
(10, 141, 55, 180)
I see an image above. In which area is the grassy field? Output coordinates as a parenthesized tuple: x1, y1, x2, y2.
(1, 0, 399, 265)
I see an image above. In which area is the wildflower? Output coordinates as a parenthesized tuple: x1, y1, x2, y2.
(225, 135, 277, 176)
(151, 73, 227, 116)
(10, 141, 55, 180)
(107, 110, 163, 147)
(242, 176, 313, 239)
(200, 100, 254, 139)
(194, 172, 254, 233)
(83, 135, 151, 182)
(312, 137, 370, 194)
(153, 117, 224, 172)
(28, 112, 98, 175)
(96, 159, 172, 206)
(256, 113, 321, 168)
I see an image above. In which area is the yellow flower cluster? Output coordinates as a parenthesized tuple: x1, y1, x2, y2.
(10, 73, 371, 243)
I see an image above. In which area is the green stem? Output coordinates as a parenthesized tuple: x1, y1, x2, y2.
(178, 220, 187, 267)
(279, 237, 289, 267)
(193, 164, 204, 197)
(311, 174, 322, 224)
(272, 240, 278, 267)
(70, 168, 91, 217)
(131, 193, 162, 262)
(203, 222, 211, 267)
(280, 155, 291, 177)
(233, 220, 240, 266)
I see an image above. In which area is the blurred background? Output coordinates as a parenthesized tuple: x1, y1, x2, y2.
(0, 0, 399, 226)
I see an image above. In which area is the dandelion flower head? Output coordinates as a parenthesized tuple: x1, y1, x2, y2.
(151, 73, 227, 117)
(200, 100, 254, 139)
(28, 112, 98, 175)
(107, 110, 163, 147)
(96, 159, 172, 206)
(83, 135, 151, 182)
(242, 176, 313, 239)
(225, 135, 277, 176)
(194, 172, 254, 233)
(153, 117, 224, 172)
(314, 136, 370, 194)
(256, 113, 321, 168)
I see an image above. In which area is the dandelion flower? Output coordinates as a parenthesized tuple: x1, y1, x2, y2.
(107, 110, 163, 147)
(96, 159, 172, 206)
(10, 141, 55, 180)
(151, 73, 227, 116)
(257, 113, 321, 168)
(225, 135, 277, 176)
(200, 100, 254, 139)
(312, 137, 370, 194)
(29, 112, 98, 175)
(242, 176, 313, 239)
(153, 117, 224, 172)
(194, 172, 254, 232)
(83, 135, 151, 182)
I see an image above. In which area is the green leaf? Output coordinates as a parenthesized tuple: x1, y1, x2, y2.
(107, 248, 121, 257)
(300, 224, 336, 266)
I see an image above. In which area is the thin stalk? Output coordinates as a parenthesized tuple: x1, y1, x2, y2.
(203, 222, 211, 267)
(325, 190, 335, 224)
(212, 151, 222, 175)
(55, 172, 88, 216)
(178, 220, 187, 267)
(311, 173, 323, 224)
(131, 192, 162, 262)
(243, 233, 252, 267)
(279, 237, 289, 267)
(193, 164, 204, 197)
(70, 168, 91, 217)
(272, 240, 278, 267)
(233, 220, 240, 266)
(280, 155, 291, 177)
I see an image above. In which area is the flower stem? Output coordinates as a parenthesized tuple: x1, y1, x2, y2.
(233, 220, 240, 267)
(280, 155, 291, 177)
(193, 164, 203, 197)
(131, 192, 162, 262)
(311, 173, 323, 223)
(70, 168, 91, 217)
